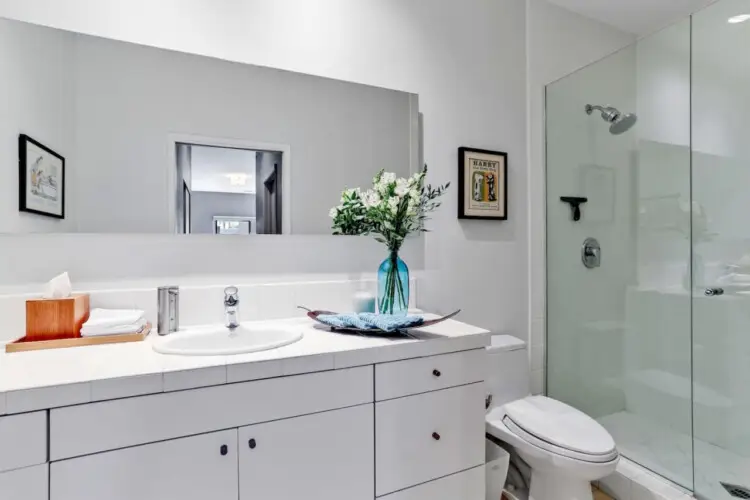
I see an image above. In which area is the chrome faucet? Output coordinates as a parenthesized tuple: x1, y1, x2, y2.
(157, 286, 180, 335)
(224, 286, 240, 329)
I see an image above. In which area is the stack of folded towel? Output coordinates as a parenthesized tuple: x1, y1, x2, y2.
(80, 309, 147, 337)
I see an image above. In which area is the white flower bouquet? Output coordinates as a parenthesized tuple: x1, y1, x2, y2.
(330, 166, 449, 315)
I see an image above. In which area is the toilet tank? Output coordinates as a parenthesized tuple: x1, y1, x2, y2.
(486, 335, 530, 409)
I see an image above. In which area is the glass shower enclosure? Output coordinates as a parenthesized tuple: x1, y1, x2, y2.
(545, 0, 750, 498)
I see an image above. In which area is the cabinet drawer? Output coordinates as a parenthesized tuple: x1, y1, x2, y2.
(0, 464, 49, 500)
(378, 466, 484, 500)
(375, 349, 485, 401)
(375, 383, 485, 496)
(0, 411, 47, 472)
(51, 366, 373, 460)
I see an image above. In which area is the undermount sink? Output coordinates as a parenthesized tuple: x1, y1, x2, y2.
(153, 324, 304, 356)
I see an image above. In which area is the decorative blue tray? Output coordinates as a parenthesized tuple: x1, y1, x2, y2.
(298, 307, 461, 335)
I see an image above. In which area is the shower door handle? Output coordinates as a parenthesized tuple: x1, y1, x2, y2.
(704, 288, 725, 297)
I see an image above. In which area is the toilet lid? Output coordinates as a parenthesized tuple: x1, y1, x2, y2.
(503, 396, 616, 458)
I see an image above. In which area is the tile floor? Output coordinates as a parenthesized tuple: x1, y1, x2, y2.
(599, 410, 750, 500)
(593, 486, 615, 500)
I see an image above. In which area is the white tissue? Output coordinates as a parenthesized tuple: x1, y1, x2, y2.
(43, 272, 72, 299)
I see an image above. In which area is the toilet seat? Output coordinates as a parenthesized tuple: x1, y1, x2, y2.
(489, 396, 618, 464)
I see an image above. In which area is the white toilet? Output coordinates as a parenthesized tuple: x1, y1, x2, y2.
(485, 335, 619, 500)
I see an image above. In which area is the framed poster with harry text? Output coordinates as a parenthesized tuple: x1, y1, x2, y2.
(458, 147, 507, 220)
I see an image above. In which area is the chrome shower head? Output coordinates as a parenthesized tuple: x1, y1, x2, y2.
(585, 104, 637, 135)
(609, 112, 638, 135)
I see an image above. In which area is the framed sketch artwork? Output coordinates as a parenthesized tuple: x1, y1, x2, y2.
(458, 147, 507, 220)
(19, 134, 65, 218)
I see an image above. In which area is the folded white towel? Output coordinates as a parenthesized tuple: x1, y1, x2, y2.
(81, 317, 147, 337)
(83, 308, 146, 329)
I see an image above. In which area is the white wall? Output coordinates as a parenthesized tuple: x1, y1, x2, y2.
(0, 19, 76, 233)
(191, 192, 256, 234)
(526, 0, 636, 394)
(0, 0, 529, 338)
(0, 234, 424, 289)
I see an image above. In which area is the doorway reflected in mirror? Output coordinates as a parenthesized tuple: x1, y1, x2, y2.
(175, 142, 283, 235)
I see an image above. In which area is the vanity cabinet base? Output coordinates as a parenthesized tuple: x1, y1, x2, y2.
(5, 348, 487, 500)
(378, 466, 485, 500)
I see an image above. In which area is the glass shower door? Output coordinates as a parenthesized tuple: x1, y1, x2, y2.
(692, 1, 750, 497)
(545, 18, 694, 490)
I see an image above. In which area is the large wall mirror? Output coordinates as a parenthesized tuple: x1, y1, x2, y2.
(1, 17, 420, 235)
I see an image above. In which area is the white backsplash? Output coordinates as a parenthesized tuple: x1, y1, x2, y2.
(0, 277, 418, 343)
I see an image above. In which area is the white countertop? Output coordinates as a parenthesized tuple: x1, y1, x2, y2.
(0, 314, 490, 415)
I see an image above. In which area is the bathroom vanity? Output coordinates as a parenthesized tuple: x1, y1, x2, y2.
(0, 317, 488, 500)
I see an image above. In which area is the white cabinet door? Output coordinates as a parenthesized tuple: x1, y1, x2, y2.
(51, 429, 238, 500)
(239, 404, 373, 500)
(0, 464, 48, 500)
(0, 412, 47, 473)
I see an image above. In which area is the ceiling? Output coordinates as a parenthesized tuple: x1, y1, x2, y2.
(546, 0, 718, 35)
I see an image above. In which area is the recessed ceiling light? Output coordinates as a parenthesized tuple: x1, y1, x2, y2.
(728, 14, 750, 24)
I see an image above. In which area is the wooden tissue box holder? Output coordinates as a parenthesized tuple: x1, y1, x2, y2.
(26, 294, 90, 341)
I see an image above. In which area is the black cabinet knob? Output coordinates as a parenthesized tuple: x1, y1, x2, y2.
(432, 432, 441, 441)
(432, 369, 441, 377)
(220, 445, 228, 456)
(248, 438, 257, 449)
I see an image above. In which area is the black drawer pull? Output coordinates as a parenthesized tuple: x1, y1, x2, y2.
(248, 438, 257, 449)
(432, 369, 441, 377)
(220, 444, 228, 456)
(432, 432, 441, 441)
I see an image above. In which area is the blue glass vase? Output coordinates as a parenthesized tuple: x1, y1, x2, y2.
(378, 251, 409, 316)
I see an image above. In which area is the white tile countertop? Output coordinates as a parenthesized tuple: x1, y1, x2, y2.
(0, 314, 490, 415)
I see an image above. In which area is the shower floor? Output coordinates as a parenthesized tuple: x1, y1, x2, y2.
(598, 411, 750, 500)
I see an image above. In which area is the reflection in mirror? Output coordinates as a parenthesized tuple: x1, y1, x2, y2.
(0, 17, 419, 235)
(175, 143, 284, 235)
